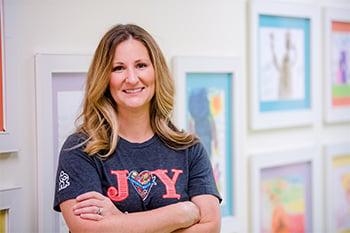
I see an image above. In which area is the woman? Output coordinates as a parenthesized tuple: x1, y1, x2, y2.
(54, 24, 222, 233)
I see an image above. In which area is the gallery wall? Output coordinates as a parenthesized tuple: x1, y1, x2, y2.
(0, 0, 349, 232)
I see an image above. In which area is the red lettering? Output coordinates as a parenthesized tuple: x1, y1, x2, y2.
(152, 169, 182, 199)
(107, 170, 129, 202)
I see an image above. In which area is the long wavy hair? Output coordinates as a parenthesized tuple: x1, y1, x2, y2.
(76, 24, 199, 158)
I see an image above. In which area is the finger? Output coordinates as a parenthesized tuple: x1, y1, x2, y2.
(73, 199, 101, 210)
(76, 191, 105, 201)
(74, 206, 99, 215)
(79, 213, 103, 221)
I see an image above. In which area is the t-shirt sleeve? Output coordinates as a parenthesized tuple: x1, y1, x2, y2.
(188, 142, 222, 203)
(53, 134, 103, 212)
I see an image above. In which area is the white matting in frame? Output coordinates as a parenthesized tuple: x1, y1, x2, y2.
(0, 187, 21, 232)
(172, 56, 244, 233)
(35, 54, 91, 233)
(249, 1, 319, 130)
(249, 146, 322, 233)
(323, 7, 350, 123)
(325, 141, 350, 233)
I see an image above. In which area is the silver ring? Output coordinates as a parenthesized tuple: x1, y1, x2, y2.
(97, 207, 103, 215)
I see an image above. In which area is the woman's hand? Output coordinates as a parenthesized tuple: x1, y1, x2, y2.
(72, 191, 122, 221)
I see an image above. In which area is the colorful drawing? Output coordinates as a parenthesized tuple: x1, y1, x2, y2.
(331, 21, 350, 107)
(186, 72, 233, 217)
(332, 154, 350, 232)
(258, 15, 310, 112)
(260, 162, 312, 233)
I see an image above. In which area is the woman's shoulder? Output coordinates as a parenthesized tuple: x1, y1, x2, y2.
(62, 132, 88, 150)
(180, 140, 207, 158)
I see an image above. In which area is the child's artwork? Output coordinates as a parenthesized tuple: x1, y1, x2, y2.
(331, 154, 350, 232)
(260, 162, 312, 233)
(330, 21, 350, 107)
(258, 15, 310, 112)
(186, 72, 233, 217)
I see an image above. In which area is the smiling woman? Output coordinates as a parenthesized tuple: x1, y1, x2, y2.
(109, 39, 155, 118)
(54, 24, 222, 233)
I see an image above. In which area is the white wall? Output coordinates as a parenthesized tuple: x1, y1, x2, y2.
(0, 0, 349, 232)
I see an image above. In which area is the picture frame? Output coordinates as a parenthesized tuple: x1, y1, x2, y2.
(172, 56, 244, 232)
(323, 7, 350, 123)
(249, 1, 319, 130)
(249, 146, 322, 233)
(325, 141, 350, 233)
(35, 54, 91, 233)
(0, 0, 18, 153)
(0, 187, 22, 232)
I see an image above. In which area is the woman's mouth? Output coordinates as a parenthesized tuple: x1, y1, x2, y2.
(124, 87, 144, 94)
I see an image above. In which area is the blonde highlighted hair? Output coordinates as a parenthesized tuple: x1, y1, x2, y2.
(76, 24, 198, 158)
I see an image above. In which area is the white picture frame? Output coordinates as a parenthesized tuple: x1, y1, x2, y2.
(323, 7, 350, 123)
(35, 53, 91, 233)
(0, 0, 18, 153)
(0, 187, 22, 232)
(249, 1, 319, 130)
(172, 56, 244, 233)
(249, 146, 322, 233)
(325, 141, 350, 233)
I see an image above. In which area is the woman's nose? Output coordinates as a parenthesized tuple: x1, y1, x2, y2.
(126, 68, 138, 83)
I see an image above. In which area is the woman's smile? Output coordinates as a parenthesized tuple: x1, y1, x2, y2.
(109, 38, 155, 111)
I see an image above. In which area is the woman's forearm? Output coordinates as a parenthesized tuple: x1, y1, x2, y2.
(62, 200, 199, 233)
(103, 202, 200, 233)
(171, 195, 221, 233)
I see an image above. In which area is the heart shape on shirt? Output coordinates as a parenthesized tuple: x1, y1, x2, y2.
(128, 170, 157, 200)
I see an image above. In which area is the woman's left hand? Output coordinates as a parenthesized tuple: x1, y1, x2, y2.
(72, 191, 122, 221)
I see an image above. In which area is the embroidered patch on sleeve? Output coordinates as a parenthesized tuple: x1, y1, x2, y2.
(58, 170, 70, 191)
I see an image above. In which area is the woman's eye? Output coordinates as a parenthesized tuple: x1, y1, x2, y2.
(137, 63, 147, 69)
(112, 66, 123, 72)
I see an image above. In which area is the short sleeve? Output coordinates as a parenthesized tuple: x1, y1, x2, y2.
(188, 142, 222, 203)
(53, 133, 102, 212)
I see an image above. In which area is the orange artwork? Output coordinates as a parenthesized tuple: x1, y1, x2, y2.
(0, 8, 4, 132)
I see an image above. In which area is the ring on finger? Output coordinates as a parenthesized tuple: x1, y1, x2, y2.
(97, 207, 103, 215)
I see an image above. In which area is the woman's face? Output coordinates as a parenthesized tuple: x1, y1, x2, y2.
(109, 38, 155, 113)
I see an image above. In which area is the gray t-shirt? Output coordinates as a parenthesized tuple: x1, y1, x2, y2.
(54, 133, 221, 213)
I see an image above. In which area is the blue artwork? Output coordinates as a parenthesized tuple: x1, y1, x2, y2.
(186, 72, 233, 217)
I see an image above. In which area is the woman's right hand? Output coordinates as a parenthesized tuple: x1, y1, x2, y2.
(72, 191, 122, 221)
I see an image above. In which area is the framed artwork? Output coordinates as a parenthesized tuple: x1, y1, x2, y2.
(324, 8, 350, 123)
(0, 187, 21, 232)
(0, 0, 4, 133)
(249, 1, 319, 130)
(325, 141, 350, 233)
(172, 56, 244, 232)
(35, 54, 91, 233)
(0, 0, 17, 153)
(250, 146, 322, 233)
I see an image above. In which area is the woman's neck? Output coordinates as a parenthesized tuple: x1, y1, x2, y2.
(117, 109, 154, 143)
